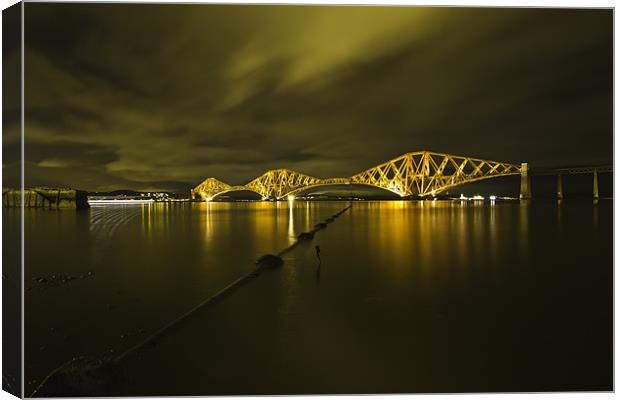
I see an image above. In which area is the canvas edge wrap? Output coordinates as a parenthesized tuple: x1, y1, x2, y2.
(2, 2, 24, 398)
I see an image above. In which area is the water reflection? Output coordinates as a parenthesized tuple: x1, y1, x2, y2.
(288, 200, 295, 244)
(24, 201, 347, 392)
(488, 201, 498, 269)
(89, 204, 142, 238)
(344, 200, 541, 289)
(203, 201, 213, 244)
(21, 200, 612, 396)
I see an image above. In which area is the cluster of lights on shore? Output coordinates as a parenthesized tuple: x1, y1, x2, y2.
(459, 194, 497, 201)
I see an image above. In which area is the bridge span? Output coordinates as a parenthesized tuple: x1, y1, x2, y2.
(191, 151, 611, 201)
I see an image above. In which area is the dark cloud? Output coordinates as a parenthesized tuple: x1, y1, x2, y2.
(17, 4, 613, 192)
(25, 107, 110, 133)
(24, 140, 119, 166)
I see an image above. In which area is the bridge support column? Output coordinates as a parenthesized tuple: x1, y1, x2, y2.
(519, 162, 531, 200)
(556, 174, 563, 200)
(593, 170, 599, 199)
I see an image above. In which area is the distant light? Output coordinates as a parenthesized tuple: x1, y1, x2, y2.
(473, 195, 484, 200)
(287, 195, 295, 201)
(88, 199, 154, 205)
(205, 197, 213, 202)
(490, 195, 497, 201)
(460, 194, 466, 200)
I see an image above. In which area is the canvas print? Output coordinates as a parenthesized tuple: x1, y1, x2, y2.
(1, 2, 614, 397)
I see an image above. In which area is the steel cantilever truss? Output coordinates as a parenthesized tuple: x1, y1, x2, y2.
(350, 151, 521, 197)
(192, 151, 522, 200)
(245, 169, 323, 199)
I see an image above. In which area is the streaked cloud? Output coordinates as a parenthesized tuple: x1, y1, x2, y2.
(14, 4, 612, 192)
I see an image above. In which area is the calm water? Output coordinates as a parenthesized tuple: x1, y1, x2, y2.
(14, 200, 613, 395)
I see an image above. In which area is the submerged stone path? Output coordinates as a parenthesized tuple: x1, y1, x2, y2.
(31, 204, 352, 397)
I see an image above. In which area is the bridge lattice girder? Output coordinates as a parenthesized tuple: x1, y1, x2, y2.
(192, 151, 522, 200)
(191, 178, 254, 200)
(245, 169, 323, 199)
(350, 151, 521, 196)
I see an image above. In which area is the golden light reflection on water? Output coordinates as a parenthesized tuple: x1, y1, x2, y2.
(195, 201, 327, 257)
(87, 200, 539, 290)
(125, 201, 341, 260)
(488, 201, 498, 268)
(288, 200, 295, 245)
(22, 196, 613, 395)
(251, 202, 278, 253)
(346, 200, 537, 289)
(203, 201, 213, 244)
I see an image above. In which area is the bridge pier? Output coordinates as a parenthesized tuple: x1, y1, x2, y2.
(556, 174, 563, 200)
(593, 170, 599, 199)
(519, 163, 531, 200)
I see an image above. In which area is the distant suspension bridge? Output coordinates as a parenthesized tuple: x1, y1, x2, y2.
(191, 151, 611, 201)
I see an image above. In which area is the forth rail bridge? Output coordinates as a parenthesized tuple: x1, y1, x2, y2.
(191, 150, 612, 201)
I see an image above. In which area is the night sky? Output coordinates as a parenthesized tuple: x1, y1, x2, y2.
(6, 5, 613, 192)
